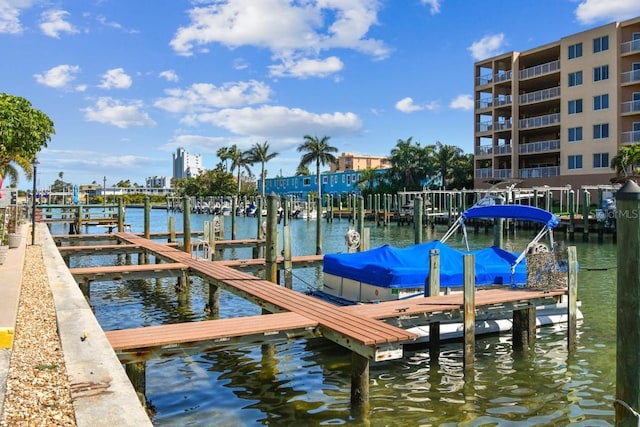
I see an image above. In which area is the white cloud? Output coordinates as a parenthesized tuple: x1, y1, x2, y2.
(192, 105, 362, 139)
(420, 0, 441, 15)
(396, 97, 421, 113)
(83, 97, 156, 128)
(39, 9, 78, 38)
(44, 149, 150, 169)
(34, 64, 81, 90)
(98, 68, 132, 89)
(154, 80, 272, 113)
(575, 0, 640, 25)
(269, 56, 344, 78)
(96, 14, 139, 33)
(169, 0, 389, 60)
(159, 70, 179, 82)
(468, 33, 506, 61)
(0, 0, 33, 34)
(449, 94, 473, 110)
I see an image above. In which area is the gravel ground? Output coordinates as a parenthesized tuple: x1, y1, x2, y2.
(1, 244, 76, 426)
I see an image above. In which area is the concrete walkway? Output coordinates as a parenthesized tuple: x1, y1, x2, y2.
(0, 224, 152, 426)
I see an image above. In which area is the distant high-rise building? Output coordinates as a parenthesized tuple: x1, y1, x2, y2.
(473, 16, 640, 189)
(146, 176, 169, 188)
(172, 147, 204, 180)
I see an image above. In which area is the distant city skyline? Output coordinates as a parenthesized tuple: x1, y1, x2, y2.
(2, 0, 640, 189)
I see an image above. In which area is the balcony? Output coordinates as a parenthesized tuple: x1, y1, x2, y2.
(475, 145, 493, 156)
(622, 100, 640, 114)
(494, 168, 512, 179)
(475, 168, 492, 179)
(476, 99, 493, 109)
(476, 121, 492, 133)
(621, 39, 640, 55)
(494, 95, 513, 107)
(494, 120, 512, 131)
(519, 87, 560, 105)
(494, 145, 512, 155)
(621, 131, 640, 144)
(519, 113, 560, 129)
(518, 139, 560, 154)
(621, 69, 640, 84)
(495, 70, 512, 83)
(476, 73, 493, 86)
(518, 166, 560, 179)
(519, 60, 560, 80)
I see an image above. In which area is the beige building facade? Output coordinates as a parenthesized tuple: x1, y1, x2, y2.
(330, 152, 391, 172)
(474, 17, 640, 189)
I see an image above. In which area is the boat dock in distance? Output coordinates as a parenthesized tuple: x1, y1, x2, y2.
(58, 226, 578, 409)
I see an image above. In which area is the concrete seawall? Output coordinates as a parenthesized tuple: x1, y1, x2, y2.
(39, 223, 152, 426)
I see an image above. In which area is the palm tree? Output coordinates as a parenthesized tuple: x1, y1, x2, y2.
(0, 155, 33, 187)
(611, 144, 640, 178)
(295, 164, 311, 176)
(228, 144, 254, 194)
(433, 141, 464, 189)
(387, 137, 424, 190)
(248, 141, 279, 197)
(297, 135, 338, 200)
(216, 146, 231, 172)
(356, 167, 379, 194)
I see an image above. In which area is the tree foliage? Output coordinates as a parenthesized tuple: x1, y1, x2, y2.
(247, 141, 278, 196)
(173, 167, 237, 197)
(0, 93, 55, 185)
(297, 135, 338, 199)
(611, 144, 640, 178)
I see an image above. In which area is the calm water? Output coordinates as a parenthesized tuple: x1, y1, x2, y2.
(55, 208, 618, 426)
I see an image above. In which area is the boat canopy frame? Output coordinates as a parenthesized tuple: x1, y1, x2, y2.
(440, 204, 559, 273)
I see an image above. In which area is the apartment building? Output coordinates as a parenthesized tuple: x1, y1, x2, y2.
(172, 147, 204, 180)
(330, 152, 390, 172)
(474, 17, 640, 189)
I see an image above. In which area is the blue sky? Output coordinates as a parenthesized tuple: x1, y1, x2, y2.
(3, 0, 640, 189)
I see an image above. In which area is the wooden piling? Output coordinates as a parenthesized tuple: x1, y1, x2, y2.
(231, 197, 237, 240)
(414, 196, 423, 244)
(429, 322, 440, 363)
(512, 306, 536, 351)
(350, 352, 370, 410)
(568, 190, 575, 241)
(265, 193, 278, 283)
(118, 198, 124, 232)
(316, 195, 323, 255)
(427, 249, 439, 297)
(168, 216, 176, 243)
(357, 196, 364, 252)
(144, 196, 150, 240)
(182, 196, 191, 254)
(283, 225, 293, 289)
(615, 180, 640, 425)
(463, 254, 475, 376)
(494, 197, 504, 249)
(208, 281, 220, 319)
(582, 189, 590, 241)
(125, 362, 147, 408)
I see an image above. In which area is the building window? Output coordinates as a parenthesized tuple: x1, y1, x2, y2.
(568, 126, 583, 142)
(303, 177, 311, 186)
(322, 176, 328, 184)
(346, 175, 351, 184)
(593, 65, 609, 82)
(568, 42, 582, 59)
(593, 152, 609, 168)
(568, 155, 583, 170)
(593, 35, 609, 53)
(593, 123, 609, 139)
(568, 99, 583, 114)
(593, 94, 609, 110)
(568, 71, 583, 87)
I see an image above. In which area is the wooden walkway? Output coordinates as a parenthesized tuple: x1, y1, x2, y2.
(108, 232, 416, 361)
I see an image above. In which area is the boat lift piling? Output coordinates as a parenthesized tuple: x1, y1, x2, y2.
(615, 180, 640, 424)
(463, 254, 475, 377)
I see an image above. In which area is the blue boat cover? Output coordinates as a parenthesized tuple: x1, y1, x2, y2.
(462, 205, 559, 229)
(322, 240, 527, 293)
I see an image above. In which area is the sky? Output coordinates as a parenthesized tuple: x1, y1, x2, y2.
(2, 0, 640, 190)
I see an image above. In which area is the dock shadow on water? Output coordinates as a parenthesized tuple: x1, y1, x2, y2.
(53, 208, 616, 425)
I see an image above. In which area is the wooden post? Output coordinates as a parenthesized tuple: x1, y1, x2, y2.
(615, 180, 640, 425)
(80, 278, 91, 300)
(357, 196, 364, 252)
(512, 306, 536, 351)
(265, 193, 278, 283)
(125, 362, 147, 408)
(144, 195, 150, 240)
(414, 196, 423, 244)
(77, 205, 83, 234)
(207, 281, 220, 319)
(446, 193, 452, 226)
(427, 249, 440, 297)
(582, 189, 590, 241)
(231, 196, 237, 240)
(351, 352, 370, 410)
(182, 196, 191, 254)
(118, 197, 124, 232)
(168, 216, 176, 243)
(567, 245, 578, 351)
(361, 228, 370, 252)
(494, 197, 504, 249)
(283, 225, 293, 289)
(429, 322, 440, 363)
(316, 195, 323, 255)
(463, 254, 475, 376)
(568, 190, 575, 242)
